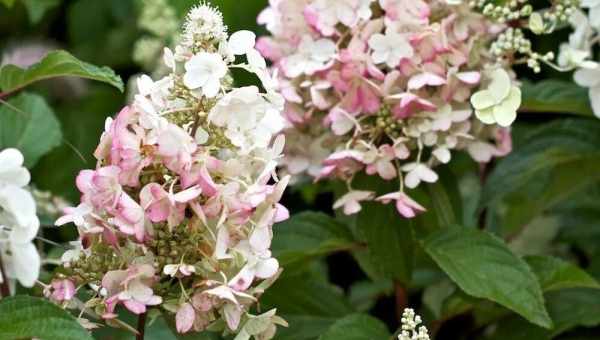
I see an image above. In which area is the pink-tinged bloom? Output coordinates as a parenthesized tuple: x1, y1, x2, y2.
(388, 93, 437, 119)
(176, 303, 196, 333)
(376, 192, 426, 218)
(402, 163, 439, 189)
(157, 123, 197, 173)
(76, 166, 122, 209)
(111, 193, 146, 242)
(319, 150, 365, 179)
(45, 279, 76, 302)
(101, 264, 162, 318)
(140, 183, 201, 228)
(365, 144, 399, 180)
(333, 190, 374, 215)
(229, 241, 279, 291)
(379, 0, 430, 25)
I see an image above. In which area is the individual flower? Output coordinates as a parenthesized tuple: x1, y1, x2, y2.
(183, 52, 228, 97)
(333, 190, 374, 215)
(574, 66, 600, 118)
(376, 192, 425, 219)
(368, 29, 414, 68)
(471, 68, 521, 127)
(398, 308, 430, 340)
(282, 35, 336, 77)
(0, 148, 40, 289)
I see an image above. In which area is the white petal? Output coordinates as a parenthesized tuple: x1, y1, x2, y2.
(10, 242, 40, 287)
(229, 30, 257, 55)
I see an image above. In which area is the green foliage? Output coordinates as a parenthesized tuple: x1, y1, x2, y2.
(272, 212, 356, 268)
(0, 295, 93, 340)
(22, 0, 61, 23)
(318, 314, 390, 340)
(424, 226, 552, 328)
(525, 255, 600, 292)
(521, 79, 594, 117)
(0, 92, 62, 168)
(0, 50, 124, 93)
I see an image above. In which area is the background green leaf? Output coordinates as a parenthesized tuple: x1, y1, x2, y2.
(0, 295, 93, 340)
(424, 226, 552, 328)
(521, 80, 593, 117)
(318, 314, 390, 340)
(0, 50, 124, 93)
(0, 92, 62, 168)
(525, 255, 600, 292)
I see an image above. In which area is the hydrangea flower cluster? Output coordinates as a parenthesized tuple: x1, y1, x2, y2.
(47, 4, 289, 338)
(257, 0, 579, 217)
(560, 3, 600, 117)
(0, 148, 40, 290)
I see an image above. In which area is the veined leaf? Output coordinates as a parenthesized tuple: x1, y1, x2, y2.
(318, 314, 390, 340)
(272, 212, 356, 268)
(0, 92, 62, 168)
(0, 50, 123, 93)
(521, 80, 593, 117)
(0, 295, 93, 340)
(424, 226, 552, 328)
(525, 255, 600, 292)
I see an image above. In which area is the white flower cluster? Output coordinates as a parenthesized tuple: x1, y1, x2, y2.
(398, 308, 430, 340)
(559, 3, 600, 117)
(0, 148, 40, 289)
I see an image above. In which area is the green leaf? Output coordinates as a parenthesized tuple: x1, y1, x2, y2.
(319, 314, 390, 340)
(525, 255, 600, 292)
(480, 119, 600, 232)
(0, 295, 93, 340)
(491, 288, 600, 340)
(521, 80, 594, 117)
(348, 280, 393, 312)
(272, 212, 356, 268)
(261, 272, 354, 340)
(356, 201, 415, 284)
(424, 226, 552, 328)
(1, 0, 15, 7)
(0, 92, 62, 168)
(22, 0, 61, 23)
(0, 50, 124, 93)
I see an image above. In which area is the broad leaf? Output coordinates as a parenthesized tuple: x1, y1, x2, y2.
(424, 226, 552, 328)
(491, 288, 600, 340)
(356, 201, 415, 284)
(521, 80, 593, 117)
(22, 0, 61, 23)
(0, 92, 62, 167)
(0, 50, 123, 93)
(318, 314, 390, 340)
(0, 295, 93, 340)
(480, 119, 600, 232)
(261, 272, 354, 340)
(525, 255, 600, 292)
(272, 212, 356, 268)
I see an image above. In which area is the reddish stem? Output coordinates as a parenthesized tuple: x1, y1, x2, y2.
(0, 253, 11, 297)
(394, 281, 408, 323)
(136, 312, 147, 340)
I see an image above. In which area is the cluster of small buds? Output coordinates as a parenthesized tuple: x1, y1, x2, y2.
(491, 28, 555, 73)
(47, 3, 290, 339)
(469, 0, 532, 22)
(133, 0, 179, 72)
(544, 0, 580, 24)
(398, 308, 430, 340)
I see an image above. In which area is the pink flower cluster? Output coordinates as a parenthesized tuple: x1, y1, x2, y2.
(258, 0, 513, 217)
(47, 4, 289, 338)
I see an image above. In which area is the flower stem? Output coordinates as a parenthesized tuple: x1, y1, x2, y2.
(394, 281, 408, 323)
(0, 253, 11, 297)
(136, 312, 147, 340)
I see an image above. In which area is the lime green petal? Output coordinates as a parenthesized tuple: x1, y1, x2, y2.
(471, 90, 496, 110)
(475, 107, 496, 124)
(488, 68, 511, 102)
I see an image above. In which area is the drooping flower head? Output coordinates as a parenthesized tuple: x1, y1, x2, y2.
(258, 0, 581, 217)
(49, 3, 289, 338)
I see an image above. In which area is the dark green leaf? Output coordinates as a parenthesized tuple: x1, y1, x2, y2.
(525, 255, 600, 292)
(348, 280, 393, 312)
(0, 50, 123, 93)
(22, 0, 61, 23)
(356, 201, 415, 283)
(491, 288, 600, 340)
(0, 295, 93, 340)
(0, 92, 62, 167)
(424, 226, 552, 328)
(272, 212, 356, 268)
(521, 80, 593, 117)
(319, 314, 390, 340)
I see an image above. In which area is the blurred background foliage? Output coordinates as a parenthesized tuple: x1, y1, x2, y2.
(2, 1, 600, 339)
